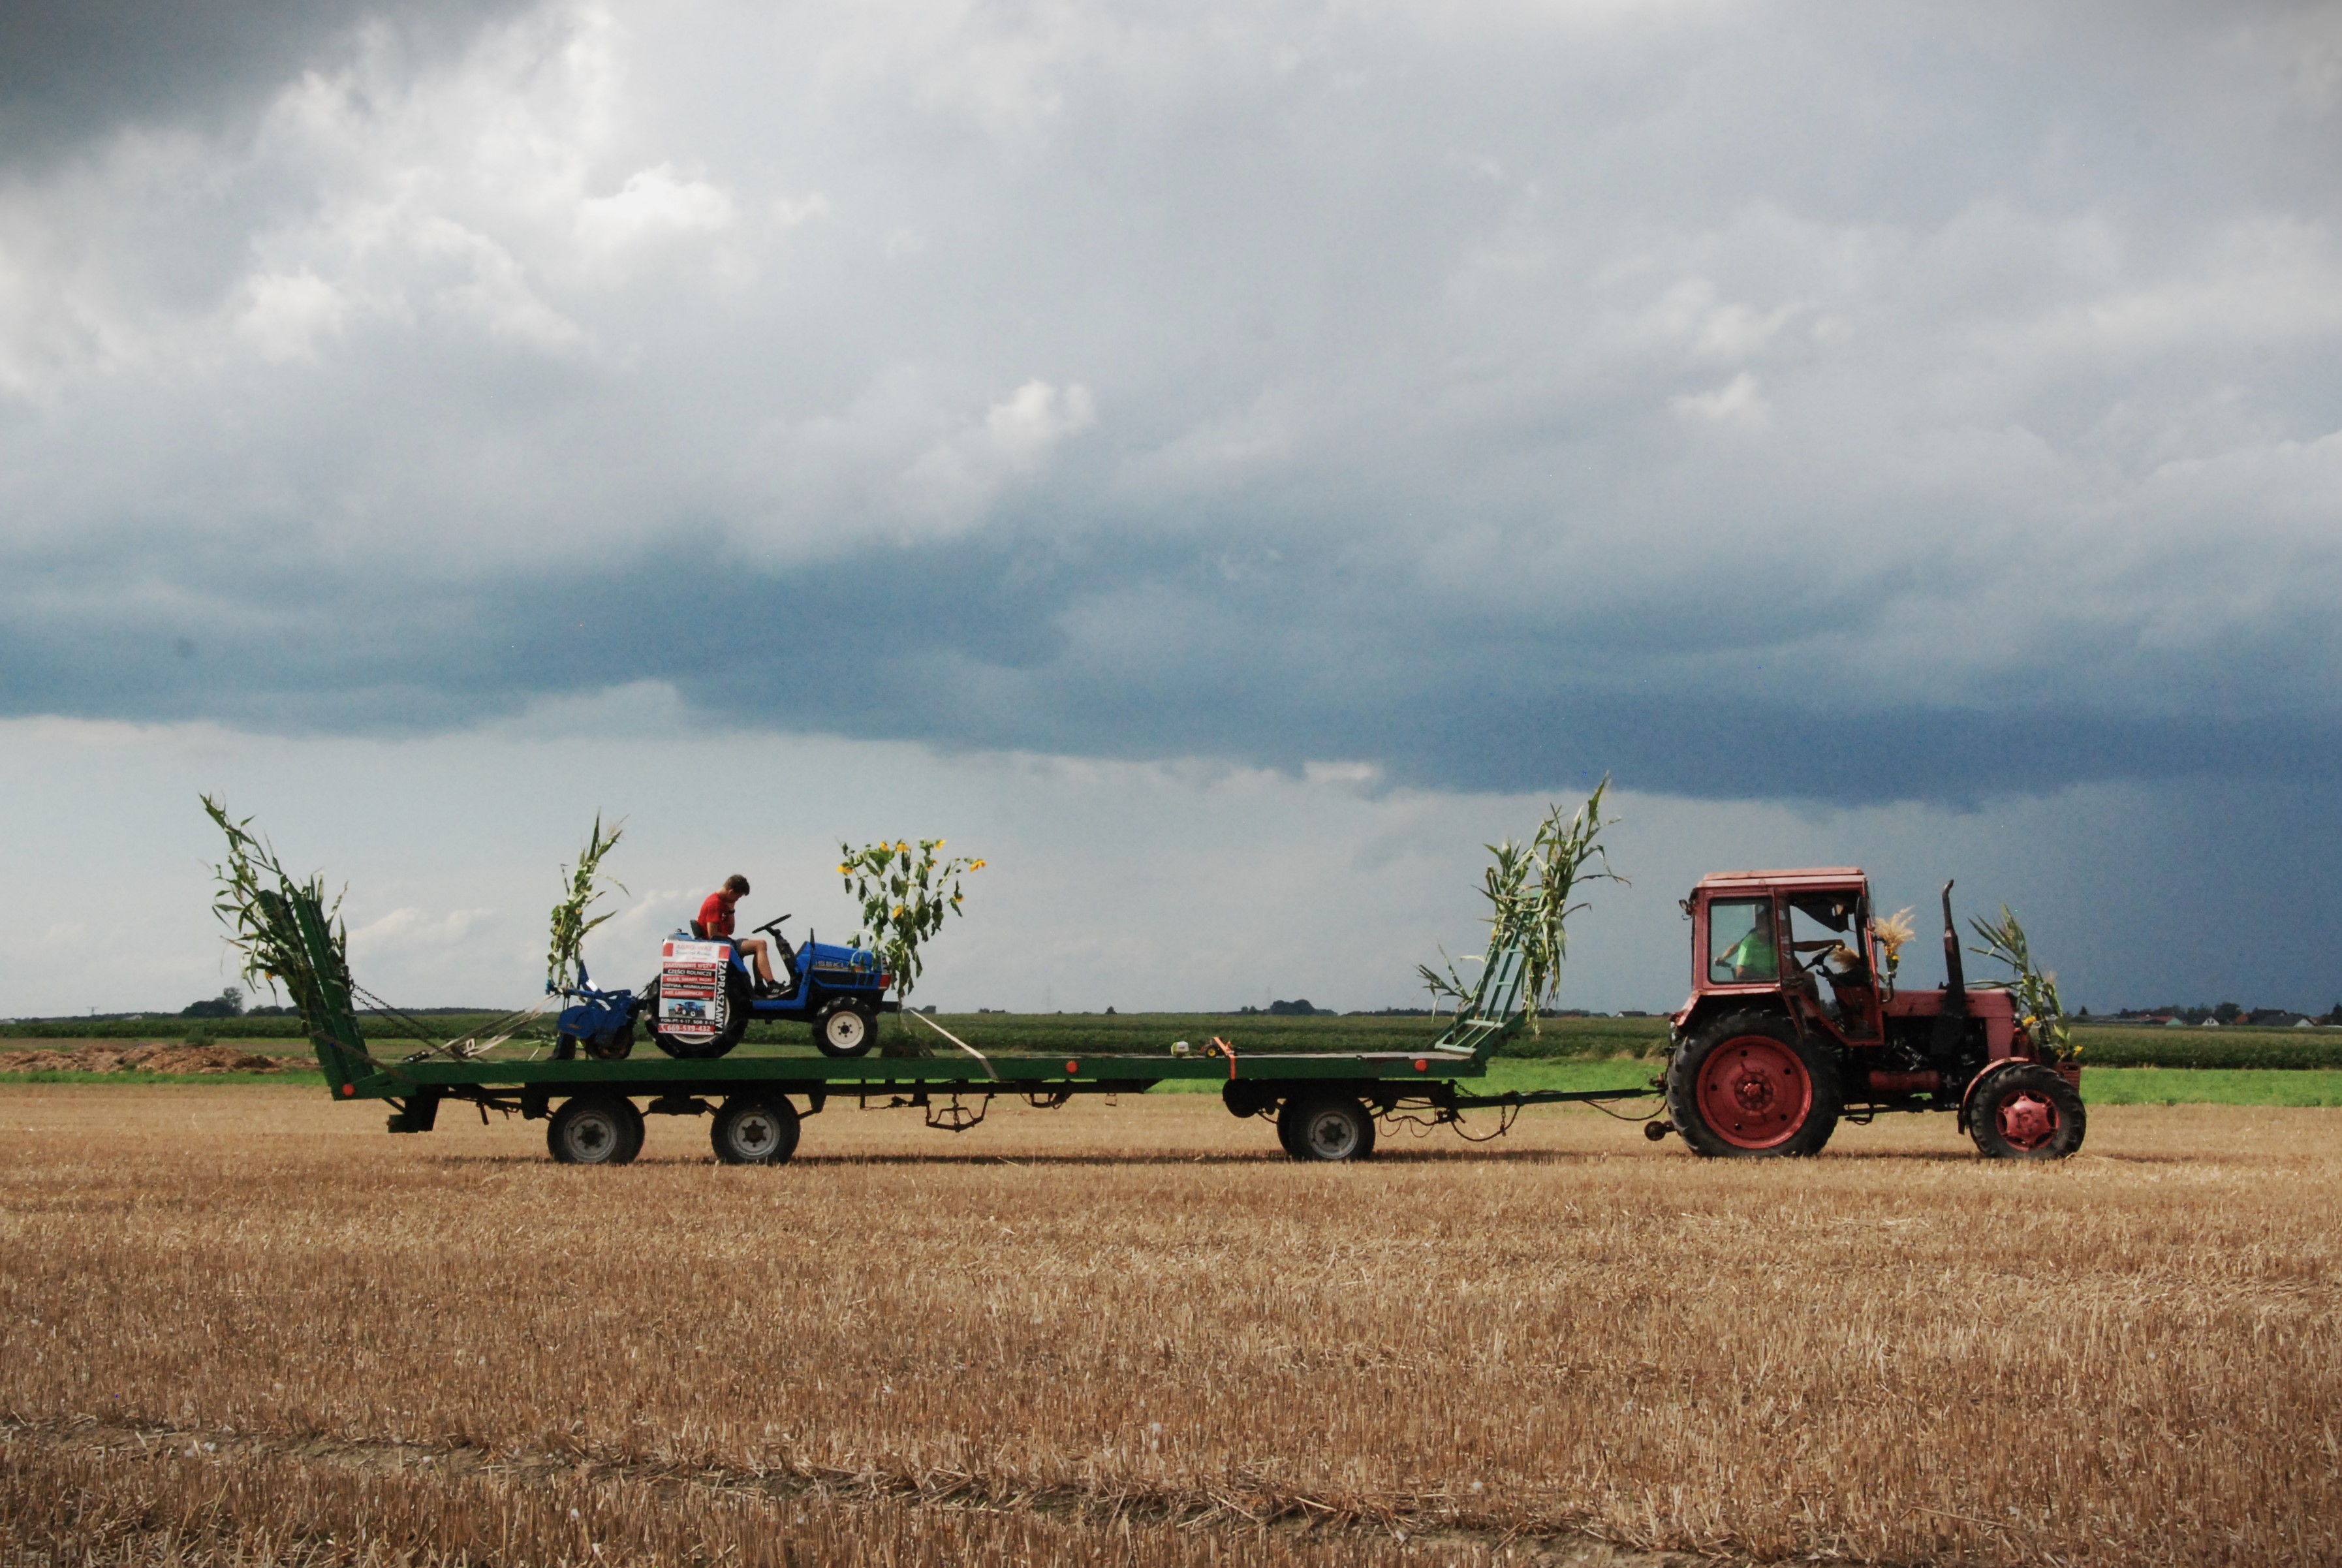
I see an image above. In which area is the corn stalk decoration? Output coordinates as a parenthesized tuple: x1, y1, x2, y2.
(1419, 780, 1620, 1033)
(200, 794, 351, 1028)
(1969, 905, 2076, 1062)
(838, 839, 984, 1003)
(546, 815, 626, 991)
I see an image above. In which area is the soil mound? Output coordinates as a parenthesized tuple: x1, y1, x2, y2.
(0, 1043, 289, 1075)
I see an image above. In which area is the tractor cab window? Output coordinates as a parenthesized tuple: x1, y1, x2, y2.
(1708, 898, 1777, 982)
(1785, 892, 1867, 982)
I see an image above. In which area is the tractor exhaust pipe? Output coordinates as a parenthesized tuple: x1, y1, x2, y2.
(1939, 880, 1966, 1007)
(1929, 879, 1970, 1057)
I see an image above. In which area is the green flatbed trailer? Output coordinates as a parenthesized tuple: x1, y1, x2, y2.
(291, 907, 1652, 1163)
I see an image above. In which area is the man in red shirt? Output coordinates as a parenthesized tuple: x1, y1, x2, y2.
(697, 874, 780, 992)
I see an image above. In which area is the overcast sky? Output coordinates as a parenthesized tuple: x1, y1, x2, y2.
(3, 0, 2339, 1017)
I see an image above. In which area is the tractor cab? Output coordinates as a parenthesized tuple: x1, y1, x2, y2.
(1686, 869, 1882, 1043)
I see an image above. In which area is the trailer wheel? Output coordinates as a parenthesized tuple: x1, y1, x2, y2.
(1967, 1065, 2086, 1160)
(815, 1005, 875, 1058)
(548, 1095, 645, 1165)
(711, 1096, 800, 1165)
(1668, 1012, 1840, 1158)
(1279, 1095, 1377, 1162)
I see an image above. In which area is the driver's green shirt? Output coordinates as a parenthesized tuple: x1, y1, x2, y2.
(1723, 926, 1777, 980)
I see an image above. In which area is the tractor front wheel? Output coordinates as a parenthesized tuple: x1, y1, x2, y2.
(815, 1005, 876, 1058)
(1967, 1064, 2086, 1160)
(1668, 1012, 1841, 1158)
(548, 1095, 645, 1165)
(1278, 1095, 1377, 1162)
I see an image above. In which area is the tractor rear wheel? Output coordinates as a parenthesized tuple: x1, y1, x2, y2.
(1668, 1012, 1841, 1158)
(548, 1095, 644, 1165)
(652, 970, 753, 1059)
(1967, 1064, 2086, 1159)
(1279, 1095, 1377, 1161)
(815, 1005, 876, 1058)
(711, 1095, 801, 1165)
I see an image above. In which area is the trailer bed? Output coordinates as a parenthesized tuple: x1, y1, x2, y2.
(289, 918, 1656, 1161)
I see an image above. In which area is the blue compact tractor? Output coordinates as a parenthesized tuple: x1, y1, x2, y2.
(553, 915, 898, 1060)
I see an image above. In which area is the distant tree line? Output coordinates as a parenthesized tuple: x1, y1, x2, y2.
(2095, 1001, 2342, 1026)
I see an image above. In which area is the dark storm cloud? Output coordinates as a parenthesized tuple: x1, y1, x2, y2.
(7, 523, 2338, 806)
(2, 0, 2341, 811)
(0, 0, 530, 161)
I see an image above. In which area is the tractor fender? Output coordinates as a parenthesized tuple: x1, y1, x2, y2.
(1672, 996, 1790, 1053)
(1957, 1058, 2031, 1134)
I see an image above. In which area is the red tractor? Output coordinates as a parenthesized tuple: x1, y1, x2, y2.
(1658, 870, 2084, 1160)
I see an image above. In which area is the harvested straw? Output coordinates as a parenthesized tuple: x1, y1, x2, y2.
(546, 815, 626, 990)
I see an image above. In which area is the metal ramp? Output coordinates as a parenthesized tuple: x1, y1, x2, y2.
(1428, 945, 1529, 1062)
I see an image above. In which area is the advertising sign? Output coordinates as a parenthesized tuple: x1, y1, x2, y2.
(659, 940, 732, 1042)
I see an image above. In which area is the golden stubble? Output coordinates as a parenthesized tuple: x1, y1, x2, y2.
(0, 1086, 2336, 1565)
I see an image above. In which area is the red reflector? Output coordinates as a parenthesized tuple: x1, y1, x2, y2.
(1415, 1059, 1428, 1071)
(1065, 1060, 1080, 1074)
(340, 1084, 354, 1097)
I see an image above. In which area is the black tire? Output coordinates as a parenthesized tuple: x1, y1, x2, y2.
(711, 1096, 801, 1165)
(1968, 1064, 2086, 1160)
(1274, 1099, 1305, 1158)
(1666, 1011, 1841, 1158)
(652, 969, 751, 1059)
(1279, 1095, 1377, 1162)
(547, 1095, 644, 1165)
(815, 1005, 876, 1058)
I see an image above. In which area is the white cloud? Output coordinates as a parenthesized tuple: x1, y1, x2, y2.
(898, 379, 1097, 525)
(348, 905, 499, 960)
(1672, 369, 1769, 426)
(574, 161, 736, 259)
(236, 268, 350, 362)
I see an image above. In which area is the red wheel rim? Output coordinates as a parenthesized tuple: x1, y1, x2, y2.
(1695, 1037, 1813, 1150)
(1997, 1091, 2059, 1152)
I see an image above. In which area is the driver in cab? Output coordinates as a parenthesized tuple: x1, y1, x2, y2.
(697, 874, 784, 996)
(1715, 905, 1779, 982)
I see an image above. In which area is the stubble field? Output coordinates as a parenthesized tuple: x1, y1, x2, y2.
(1, 1085, 2337, 1567)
